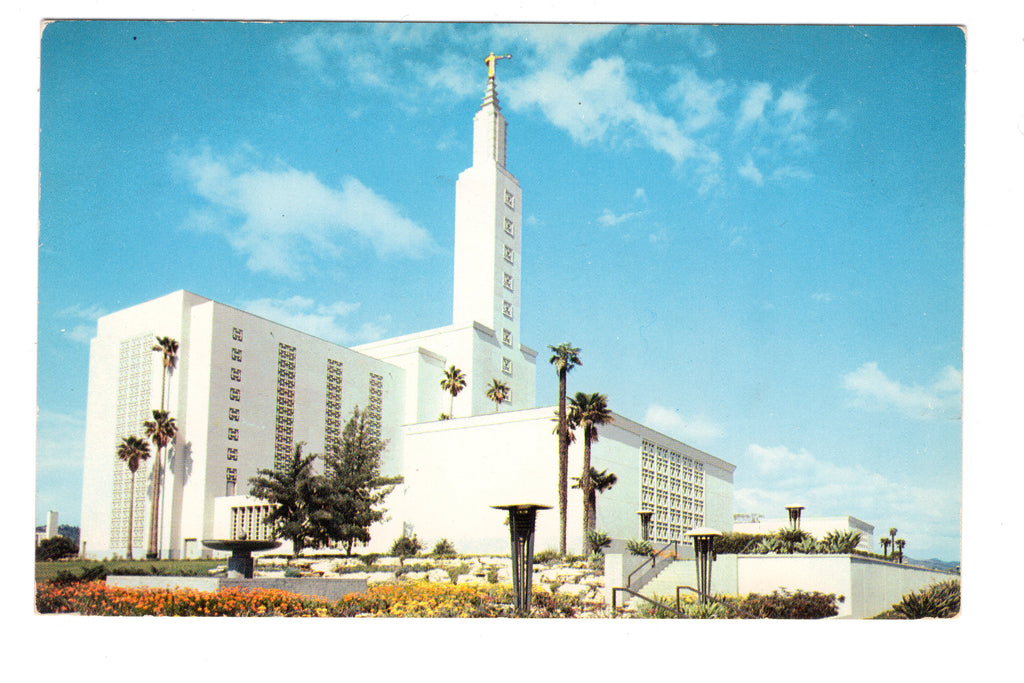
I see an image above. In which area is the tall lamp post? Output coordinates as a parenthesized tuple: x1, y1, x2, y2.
(785, 504, 805, 530)
(637, 510, 653, 541)
(686, 527, 722, 605)
(492, 504, 550, 616)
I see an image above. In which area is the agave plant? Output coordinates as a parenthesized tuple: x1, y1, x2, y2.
(626, 538, 654, 556)
(754, 537, 785, 554)
(820, 529, 863, 554)
(794, 536, 818, 554)
(888, 580, 960, 619)
(585, 530, 612, 553)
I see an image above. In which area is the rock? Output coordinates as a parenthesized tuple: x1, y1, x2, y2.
(427, 569, 451, 583)
(582, 575, 605, 587)
(538, 567, 589, 583)
(401, 571, 429, 581)
(208, 565, 227, 575)
(457, 574, 490, 585)
(366, 572, 396, 585)
(309, 560, 337, 574)
(554, 583, 593, 598)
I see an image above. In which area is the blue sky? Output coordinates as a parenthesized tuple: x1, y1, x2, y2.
(36, 22, 964, 561)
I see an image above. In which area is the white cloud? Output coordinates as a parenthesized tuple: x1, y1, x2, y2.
(643, 404, 724, 443)
(242, 296, 386, 346)
(175, 147, 436, 277)
(667, 68, 731, 133)
(505, 56, 717, 170)
(633, 187, 647, 201)
(737, 157, 764, 185)
(737, 82, 772, 130)
(811, 292, 832, 303)
(735, 443, 960, 560)
(56, 303, 108, 344)
(597, 209, 640, 227)
(771, 165, 814, 181)
(842, 362, 962, 420)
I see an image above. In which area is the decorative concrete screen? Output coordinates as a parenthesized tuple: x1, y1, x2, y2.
(640, 440, 705, 543)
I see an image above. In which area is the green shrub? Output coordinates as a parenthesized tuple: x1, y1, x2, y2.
(36, 536, 79, 561)
(486, 567, 499, 584)
(563, 552, 587, 564)
(359, 552, 380, 567)
(532, 548, 560, 564)
(626, 539, 653, 556)
(446, 563, 469, 583)
(731, 589, 841, 619)
(875, 580, 960, 619)
(684, 601, 729, 619)
(432, 538, 457, 558)
(585, 530, 612, 553)
(284, 567, 302, 578)
(715, 532, 771, 554)
(638, 594, 684, 618)
(752, 537, 785, 554)
(794, 537, 818, 554)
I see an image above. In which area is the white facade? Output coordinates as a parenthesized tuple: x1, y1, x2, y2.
(78, 69, 735, 559)
(80, 292, 404, 559)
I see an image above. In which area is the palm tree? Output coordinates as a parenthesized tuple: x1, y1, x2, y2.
(116, 436, 151, 560)
(143, 409, 177, 558)
(548, 343, 581, 556)
(152, 336, 179, 410)
(440, 365, 466, 418)
(485, 378, 510, 412)
(568, 391, 613, 538)
(149, 336, 178, 559)
(572, 467, 617, 535)
(889, 527, 898, 560)
(880, 537, 891, 558)
(895, 539, 906, 564)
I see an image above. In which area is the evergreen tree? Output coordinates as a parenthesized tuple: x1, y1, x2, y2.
(323, 408, 404, 555)
(248, 443, 330, 558)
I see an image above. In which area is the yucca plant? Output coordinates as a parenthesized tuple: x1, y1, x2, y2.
(684, 601, 729, 619)
(585, 530, 612, 553)
(775, 526, 811, 553)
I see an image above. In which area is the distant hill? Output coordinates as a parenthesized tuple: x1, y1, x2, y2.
(907, 557, 960, 574)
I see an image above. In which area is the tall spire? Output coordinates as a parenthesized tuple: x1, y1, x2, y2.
(473, 53, 512, 169)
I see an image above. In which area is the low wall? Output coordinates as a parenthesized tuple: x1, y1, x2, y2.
(106, 576, 368, 602)
(737, 554, 956, 618)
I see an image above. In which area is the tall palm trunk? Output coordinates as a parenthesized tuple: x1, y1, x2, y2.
(557, 368, 568, 556)
(147, 368, 167, 559)
(126, 471, 136, 559)
(581, 427, 593, 537)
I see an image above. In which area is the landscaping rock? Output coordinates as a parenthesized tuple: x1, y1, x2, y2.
(309, 560, 337, 574)
(366, 571, 396, 585)
(426, 569, 451, 583)
(401, 571, 429, 581)
(554, 583, 593, 598)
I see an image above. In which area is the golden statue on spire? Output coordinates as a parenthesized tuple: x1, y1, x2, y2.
(485, 52, 512, 79)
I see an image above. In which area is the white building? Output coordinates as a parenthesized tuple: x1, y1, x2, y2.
(79, 62, 735, 560)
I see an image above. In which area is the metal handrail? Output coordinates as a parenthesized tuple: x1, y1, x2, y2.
(611, 586, 688, 618)
(626, 539, 678, 587)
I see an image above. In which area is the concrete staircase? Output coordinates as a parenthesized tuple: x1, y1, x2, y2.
(635, 560, 698, 603)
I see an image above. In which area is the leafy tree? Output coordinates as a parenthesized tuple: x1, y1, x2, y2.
(548, 343, 581, 555)
(572, 467, 617, 538)
(568, 392, 613, 537)
(248, 443, 329, 558)
(143, 408, 177, 558)
(323, 408, 404, 554)
(391, 534, 423, 564)
(36, 535, 79, 561)
(432, 538, 457, 558)
(485, 378, 510, 412)
(115, 435, 151, 560)
(440, 365, 467, 418)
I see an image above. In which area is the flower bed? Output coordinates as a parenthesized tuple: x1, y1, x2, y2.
(35, 580, 582, 618)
